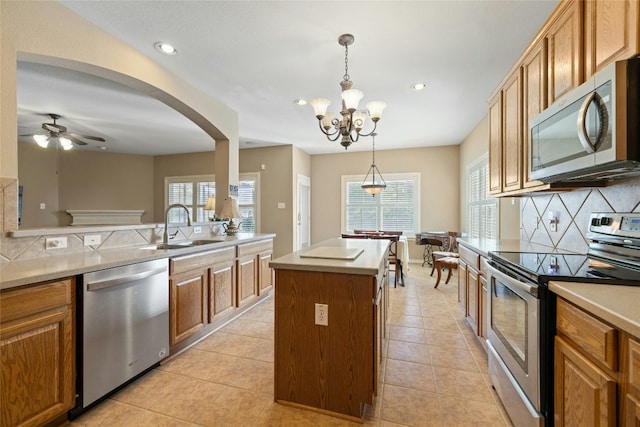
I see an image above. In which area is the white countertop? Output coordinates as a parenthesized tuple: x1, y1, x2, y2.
(457, 238, 569, 257)
(550, 281, 640, 338)
(0, 234, 275, 291)
(269, 238, 388, 276)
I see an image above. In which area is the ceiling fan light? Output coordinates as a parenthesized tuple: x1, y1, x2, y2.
(33, 134, 49, 148)
(59, 137, 73, 150)
(320, 112, 335, 130)
(309, 98, 331, 119)
(366, 101, 387, 122)
(341, 89, 364, 112)
(352, 111, 368, 130)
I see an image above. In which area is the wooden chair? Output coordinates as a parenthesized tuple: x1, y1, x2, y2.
(433, 256, 459, 288)
(430, 232, 460, 276)
(370, 234, 402, 288)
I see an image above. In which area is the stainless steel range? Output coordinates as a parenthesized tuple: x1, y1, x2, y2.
(485, 212, 640, 427)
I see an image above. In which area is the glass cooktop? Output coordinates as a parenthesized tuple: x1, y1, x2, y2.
(490, 251, 640, 285)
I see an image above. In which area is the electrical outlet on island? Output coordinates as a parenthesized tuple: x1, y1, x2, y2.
(315, 303, 328, 326)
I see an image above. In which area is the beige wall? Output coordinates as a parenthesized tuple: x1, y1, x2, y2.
(311, 146, 460, 260)
(1, 1, 238, 231)
(17, 142, 60, 227)
(458, 115, 520, 239)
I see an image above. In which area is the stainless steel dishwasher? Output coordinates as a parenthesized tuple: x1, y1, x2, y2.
(74, 258, 169, 415)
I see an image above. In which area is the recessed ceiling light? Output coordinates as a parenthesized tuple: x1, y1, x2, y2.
(154, 42, 177, 55)
(98, 146, 108, 150)
(411, 83, 427, 91)
(293, 99, 307, 106)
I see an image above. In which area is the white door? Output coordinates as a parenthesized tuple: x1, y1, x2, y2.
(296, 174, 310, 250)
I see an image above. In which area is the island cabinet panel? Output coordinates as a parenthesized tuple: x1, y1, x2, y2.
(1, 278, 75, 427)
(274, 269, 377, 421)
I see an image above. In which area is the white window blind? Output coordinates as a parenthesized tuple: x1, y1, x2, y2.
(342, 173, 419, 234)
(466, 156, 497, 239)
(165, 173, 258, 232)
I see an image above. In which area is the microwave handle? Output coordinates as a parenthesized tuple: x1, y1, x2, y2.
(577, 92, 609, 153)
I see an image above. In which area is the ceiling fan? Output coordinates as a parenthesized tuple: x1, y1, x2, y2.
(20, 113, 106, 150)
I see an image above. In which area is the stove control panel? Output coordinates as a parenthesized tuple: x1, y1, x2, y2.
(589, 213, 640, 239)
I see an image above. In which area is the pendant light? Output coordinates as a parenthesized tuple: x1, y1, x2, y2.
(361, 133, 386, 196)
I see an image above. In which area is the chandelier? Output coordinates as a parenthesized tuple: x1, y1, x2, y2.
(361, 133, 386, 196)
(309, 34, 386, 150)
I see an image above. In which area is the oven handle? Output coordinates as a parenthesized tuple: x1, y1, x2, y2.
(484, 260, 538, 298)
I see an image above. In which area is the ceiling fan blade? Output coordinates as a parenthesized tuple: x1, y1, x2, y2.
(43, 123, 67, 133)
(64, 132, 105, 142)
(65, 136, 88, 146)
(19, 133, 38, 137)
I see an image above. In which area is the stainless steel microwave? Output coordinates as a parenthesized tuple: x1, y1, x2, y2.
(529, 58, 640, 183)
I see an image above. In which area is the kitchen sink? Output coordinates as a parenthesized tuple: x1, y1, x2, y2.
(140, 239, 227, 250)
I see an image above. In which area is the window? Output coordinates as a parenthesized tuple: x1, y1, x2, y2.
(466, 155, 498, 239)
(166, 175, 214, 223)
(342, 173, 420, 234)
(165, 173, 259, 232)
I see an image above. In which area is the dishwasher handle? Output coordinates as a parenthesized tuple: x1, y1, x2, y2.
(86, 267, 167, 291)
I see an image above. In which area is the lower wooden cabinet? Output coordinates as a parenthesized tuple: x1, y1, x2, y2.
(209, 258, 235, 320)
(170, 268, 208, 346)
(466, 267, 479, 335)
(458, 260, 468, 315)
(458, 243, 485, 340)
(554, 335, 617, 426)
(625, 338, 640, 426)
(258, 250, 273, 295)
(1, 278, 75, 427)
(237, 255, 258, 307)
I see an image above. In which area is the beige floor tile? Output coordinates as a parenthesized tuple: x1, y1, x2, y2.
(192, 387, 272, 426)
(387, 339, 430, 364)
(385, 358, 436, 392)
(389, 313, 424, 328)
(254, 401, 320, 426)
(425, 330, 468, 350)
(439, 395, 510, 426)
(389, 325, 427, 344)
(428, 346, 481, 373)
(433, 366, 496, 404)
(380, 384, 443, 426)
(220, 317, 274, 340)
(422, 316, 459, 332)
(195, 331, 273, 362)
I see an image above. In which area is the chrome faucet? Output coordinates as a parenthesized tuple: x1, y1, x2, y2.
(163, 204, 192, 244)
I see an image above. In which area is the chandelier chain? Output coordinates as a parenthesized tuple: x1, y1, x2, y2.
(343, 44, 350, 82)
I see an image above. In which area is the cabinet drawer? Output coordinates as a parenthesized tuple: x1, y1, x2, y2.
(237, 240, 273, 257)
(0, 278, 73, 323)
(458, 245, 480, 269)
(556, 298, 618, 371)
(171, 247, 235, 275)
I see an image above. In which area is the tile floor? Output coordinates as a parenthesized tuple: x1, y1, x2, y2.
(71, 262, 513, 426)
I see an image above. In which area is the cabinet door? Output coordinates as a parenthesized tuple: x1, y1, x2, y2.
(585, 0, 639, 78)
(1, 279, 75, 427)
(480, 274, 487, 339)
(466, 267, 479, 335)
(458, 260, 468, 314)
(209, 259, 235, 320)
(522, 38, 548, 189)
(488, 92, 503, 195)
(258, 250, 273, 295)
(626, 338, 640, 426)
(170, 269, 207, 346)
(237, 255, 258, 307)
(547, 0, 583, 103)
(502, 68, 523, 193)
(554, 336, 617, 427)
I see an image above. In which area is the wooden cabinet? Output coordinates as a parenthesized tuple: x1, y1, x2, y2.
(585, 0, 640, 78)
(1, 278, 75, 427)
(237, 240, 274, 306)
(502, 68, 523, 193)
(488, 92, 503, 195)
(554, 335, 617, 426)
(170, 268, 208, 346)
(458, 243, 485, 341)
(554, 297, 623, 426)
(547, 0, 583, 104)
(479, 274, 488, 339)
(522, 38, 548, 189)
(209, 258, 236, 319)
(624, 337, 640, 426)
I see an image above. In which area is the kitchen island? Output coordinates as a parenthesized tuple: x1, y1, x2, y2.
(270, 238, 389, 422)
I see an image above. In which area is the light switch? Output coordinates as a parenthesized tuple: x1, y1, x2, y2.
(40, 203, 46, 210)
(278, 202, 286, 209)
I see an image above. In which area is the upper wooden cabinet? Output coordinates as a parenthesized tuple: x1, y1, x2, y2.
(547, 0, 584, 104)
(488, 92, 503, 195)
(585, 0, 640, 78)
(487, 0, 639, 197)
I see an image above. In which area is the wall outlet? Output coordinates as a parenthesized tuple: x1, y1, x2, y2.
(45, 237, 67, 250)
(84, 235, 101, 246)
(315, 303, 328, 326)
(534, 216, 540, 230)
(193, 226, 202, 234)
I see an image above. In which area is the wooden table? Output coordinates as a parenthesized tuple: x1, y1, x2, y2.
(415, 232, 456, 266)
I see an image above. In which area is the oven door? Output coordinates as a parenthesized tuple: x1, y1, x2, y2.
(485, 260, 541, 411)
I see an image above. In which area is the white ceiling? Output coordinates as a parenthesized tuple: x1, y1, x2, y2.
(17, 0, 560, 156)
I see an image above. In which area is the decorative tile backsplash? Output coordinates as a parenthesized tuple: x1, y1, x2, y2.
(520, 177, 640, 254)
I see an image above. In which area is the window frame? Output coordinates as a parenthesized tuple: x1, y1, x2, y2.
(465, 154, 499, 239)
(341, 172, 420, 235)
